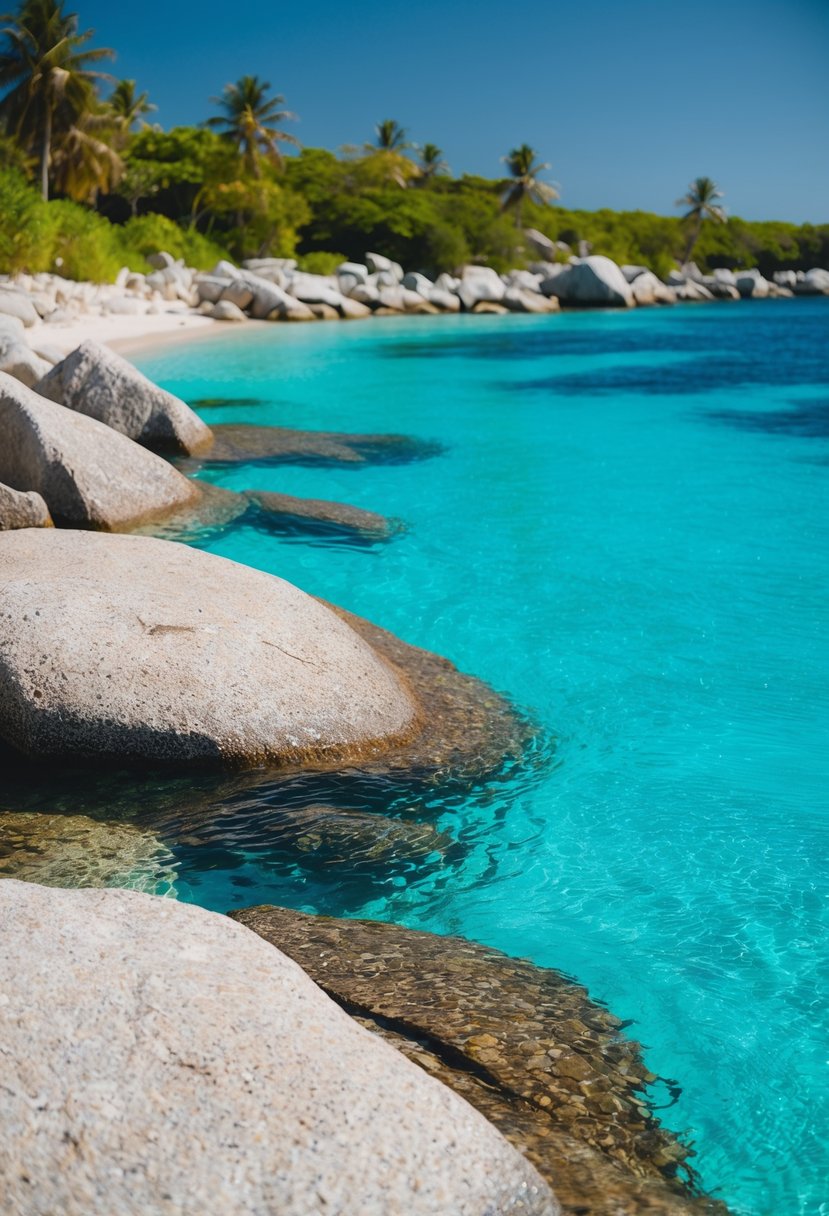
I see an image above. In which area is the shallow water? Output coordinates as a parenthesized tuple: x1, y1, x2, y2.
(5, 300, 826, 1214)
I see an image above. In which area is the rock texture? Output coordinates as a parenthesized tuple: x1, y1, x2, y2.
(0, 481, 52, 529)
(0, 372, 199, 529)
(0, 330, 51, 387)
(0, 811, 176, 893)
(36, 339, 213, 456)
(234, 907, 729, 1216)
(0, 529, 416, 765)
(0, 882, 557, 1216)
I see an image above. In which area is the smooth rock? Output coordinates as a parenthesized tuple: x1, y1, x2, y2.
(456, 266, 506, 310)
(147, 250, 176, 269)
(211, 299, 247, 322)
(0, 481, 52, 530)
(339, 295, 373, 320)
(541, 256, 633, 307)
(523, 228, 557, 261)
(502, 288, 560, 314)
(735, 271, 770, 298)
(674, 280, 715, 302)
(366, 251, 404, 280)
(220, 279, 254, 310)
(0, 373, 199, 529)
(0, 288, 38, 327)
(36, 340, 213, 456)
(402, 271, 434, 294)
(427, 287, 461, 312)
(630, 272, 677, 306)
(194, 274, 232, 304)
(0, 882, 556, 1216)
(0, 530, 416, 765)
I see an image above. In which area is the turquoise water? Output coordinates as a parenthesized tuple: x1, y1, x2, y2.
(137, 300, 828, 1216)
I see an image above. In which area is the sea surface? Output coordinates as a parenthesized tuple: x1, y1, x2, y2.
(12, 300, 829, 1214)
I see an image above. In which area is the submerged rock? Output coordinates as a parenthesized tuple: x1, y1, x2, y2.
(247, 489, 397, 540)
(178, 422, 441, 468)
(233, 906, 728, 1216)
(0, 882, 557, 1216)
(0, 373, 199, 529)
(0, 811, 176, 893)
(0, 530, 416, 766)
(0, 481, 52, 530)
(35, 339, 213, 456)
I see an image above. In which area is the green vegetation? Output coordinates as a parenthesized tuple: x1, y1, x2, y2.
(1, 0, 827, 282)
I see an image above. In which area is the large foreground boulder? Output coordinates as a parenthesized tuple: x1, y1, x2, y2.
(0, 882, 557, 1216)
(36, 339, 213, 455)
(0, 373, 199, 529)
(541, 256, 633, 307)
(0, 529, 416, 765)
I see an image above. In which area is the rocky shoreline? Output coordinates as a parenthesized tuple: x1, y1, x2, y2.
(1, 247, 828, 370)
(0, 306, 735, 1213)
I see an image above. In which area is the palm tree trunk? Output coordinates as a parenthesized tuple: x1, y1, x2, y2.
(683, 217, 702, 266)
(40, 106, 52, 201)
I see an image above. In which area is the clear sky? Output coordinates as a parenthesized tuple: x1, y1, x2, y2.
(77, 0, 828, 224)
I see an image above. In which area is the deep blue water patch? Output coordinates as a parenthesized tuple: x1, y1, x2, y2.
(13, 299, 824, 1216)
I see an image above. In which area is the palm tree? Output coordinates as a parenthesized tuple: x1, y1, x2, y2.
(108, 78, 155, 132)
(0, 0, 114, 199)
(371, 119, 408, 152)
(500, 144, 558, 227)
(676, 176, 727, 264)
(207, 75, 299, 176)
(417, 142, 449, 182)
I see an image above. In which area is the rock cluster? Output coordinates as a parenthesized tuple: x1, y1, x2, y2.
(0, 372, 199, 529)
(0, 881, 557, 1216)
(2, 247, 827, 338)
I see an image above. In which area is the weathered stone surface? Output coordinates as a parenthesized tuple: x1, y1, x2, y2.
(130, 480, 249, 542)
(541, 257, 633, 307)
(247, 489, 397, 539)
(0, 332, 52, 387)
(0, 882, 557, 1216)
(36, 339, 213, 456)
(178, 422, 442, 469)
(0, 529, 416, 765)
(674, 280, 714, 302)
(502, 288, 561, 314)
(0, 811, 176, 893)
(0, 481, 52, 530)
(233, 907, 728, 1216)
(0, 373, 199, 529)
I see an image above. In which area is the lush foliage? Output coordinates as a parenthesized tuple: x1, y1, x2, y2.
(0, 1, 826, 282)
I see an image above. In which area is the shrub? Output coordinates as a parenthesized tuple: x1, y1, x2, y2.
(0, 169, 53, 273)
(118, 214, 228, 270)
(297, 251, 347, 275)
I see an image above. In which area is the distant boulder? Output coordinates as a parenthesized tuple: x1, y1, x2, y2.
(629, 272, 676, 306)
(541, 256, 633, 307)
(0, 332, 52, 388)
(0, 289, 38, 327)
(456, 266, 506, 310)
(36, 340, 213, 456)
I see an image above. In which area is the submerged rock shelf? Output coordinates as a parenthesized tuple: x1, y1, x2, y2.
(232, 906, 728, 1216)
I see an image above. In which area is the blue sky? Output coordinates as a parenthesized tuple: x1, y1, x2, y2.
(78, 0, 828, 223)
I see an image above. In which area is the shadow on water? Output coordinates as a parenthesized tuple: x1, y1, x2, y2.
(703, 395, 829, 438)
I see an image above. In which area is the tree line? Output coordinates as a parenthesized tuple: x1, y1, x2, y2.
(1, 0, 827, 280)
